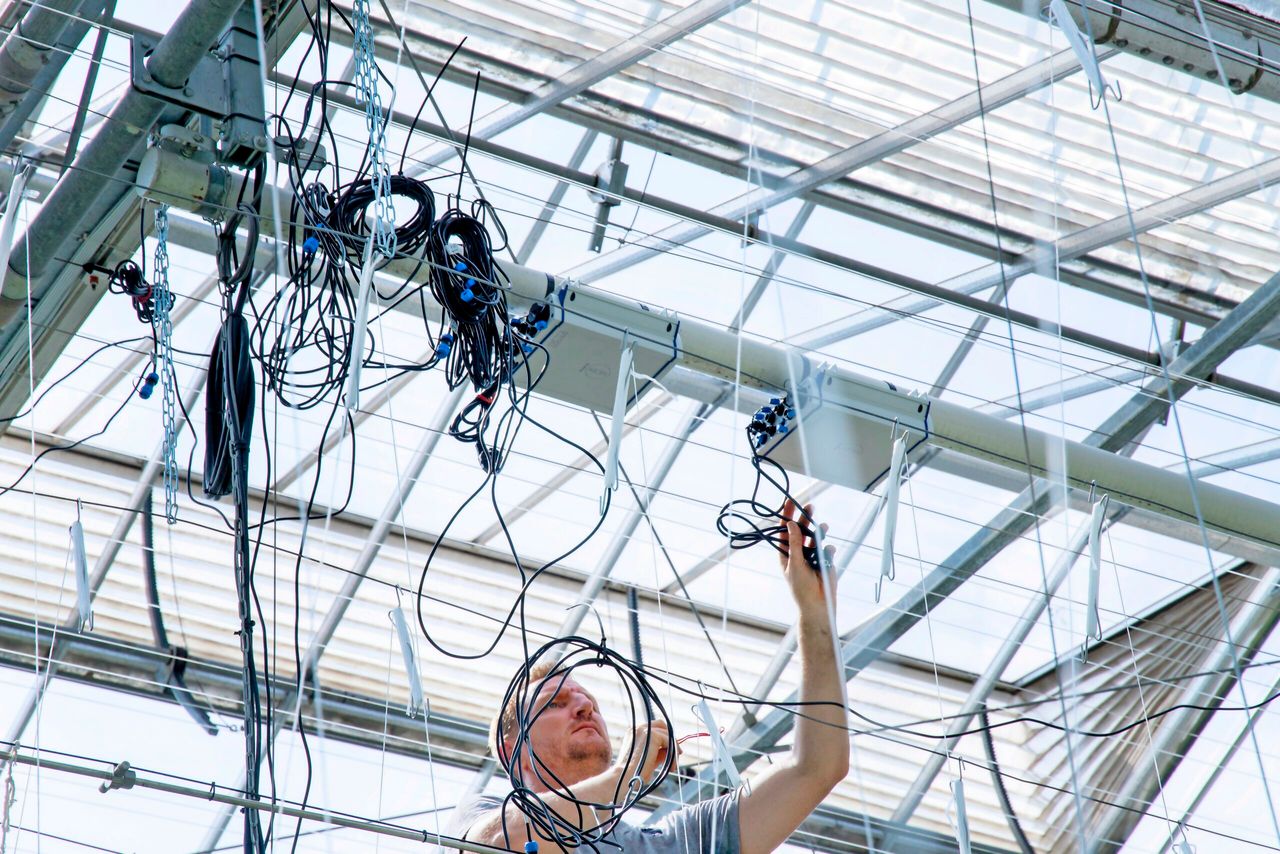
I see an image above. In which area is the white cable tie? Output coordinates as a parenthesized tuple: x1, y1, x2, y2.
(0, 165, 31, 281)
(70, 518, 91, 632)
(1173, 842, 1195, 854)
(601, 335, 634, 514)
(1047, 0, 1113, 105)
(390, 607, 424, 718)
(344, 236, 378, 413)
(695, 698, 744, 792)
(1082, 492, 1109, 660)
(951, 778, 972, 854)
(877, 432, 907, 603)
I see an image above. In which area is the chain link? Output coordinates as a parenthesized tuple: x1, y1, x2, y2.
(351, 0, 397, 258)
(154, 205, 179, 524)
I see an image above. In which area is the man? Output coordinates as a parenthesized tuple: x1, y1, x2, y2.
(452, 500, 848, 852)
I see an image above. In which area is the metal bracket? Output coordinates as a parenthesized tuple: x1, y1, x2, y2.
(98, 761, 136, 794)
(130, 35, 228, 119)
(588, 139, 629, 252)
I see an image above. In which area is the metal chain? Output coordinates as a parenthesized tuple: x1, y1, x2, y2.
(351, 0, 397, 258)
(154, 205, 179, 524)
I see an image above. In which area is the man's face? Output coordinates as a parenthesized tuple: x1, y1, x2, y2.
(513, 674, 612, 788)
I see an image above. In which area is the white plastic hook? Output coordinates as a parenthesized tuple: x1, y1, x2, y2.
(601, 332, 635, 513)
(70, 501, 91, 632)
(390, 606, 424, 718)
(344, 235, 378, 413)
(1047, 0, 1117, 107)
(949, 777, 972, 854)
(1081, 492, 1109, 660)
(0, 163, 31, 281)
(877, 430, 908, 603)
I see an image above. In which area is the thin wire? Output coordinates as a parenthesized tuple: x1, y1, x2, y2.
(961, 3, 1091, 845)
(1088, 6, 1280, 839)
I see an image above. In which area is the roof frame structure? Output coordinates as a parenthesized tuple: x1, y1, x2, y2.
(2, 2, 1280, 852)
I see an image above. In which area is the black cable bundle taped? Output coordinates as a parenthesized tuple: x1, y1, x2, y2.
(203, 313, 255, 498)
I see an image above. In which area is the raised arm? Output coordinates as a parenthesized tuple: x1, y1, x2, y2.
(738, 500, 850, 854)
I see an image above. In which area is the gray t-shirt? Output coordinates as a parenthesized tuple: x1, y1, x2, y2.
(449, 791, 740, 853)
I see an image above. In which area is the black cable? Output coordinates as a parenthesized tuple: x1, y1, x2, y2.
(497, 637, 672, 851)
(980, 705, 1035, 854)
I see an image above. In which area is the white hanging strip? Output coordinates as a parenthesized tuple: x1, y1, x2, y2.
(344, 236, 378, 413)
(695, 698, 744, 792)
(600, 334, 635, 514)
(1082, 492, 1110, 659)
(877, 432, 907, 603)
(390, 607, 424, 718)
(0, 164, 31, 279)
(1047, 0, 1114, 104)
(1173, 841, 1195, 854)
(69, 507, 91, 632)
(951, 778, 973, 854)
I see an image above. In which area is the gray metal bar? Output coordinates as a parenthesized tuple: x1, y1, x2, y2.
(1092, 566, 1280, 853)
(795, 151, 1280, 352)
(987, 0, 1280, 105)
(569, 49, 1092, 284)
(664, 262, 1280, 808)
(471, 391, 672, 545)
(515, 129, 599, 264)
(1, 746, 512, 854)
(1, 0, 242, 304)
(58, 0, 114, 174)
(51, 271, 220, 436)
(271, 344, 434, 493)
(554, 399, 710, 639)
(239, 76, 1280, 396)
(730, 202, 815, 332)
(2, 376, 205, 745)
(406, 0, 748, 173)
(0, 0, 92, 128)
(884, 506, 1128, 845)
(1157, 654, 1280, 854)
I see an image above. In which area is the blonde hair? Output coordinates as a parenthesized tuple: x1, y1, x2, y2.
(490, 660, 558, 764)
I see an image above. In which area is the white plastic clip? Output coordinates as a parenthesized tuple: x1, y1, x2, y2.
(0, 164, 30, 281)
(344, 236, 378, 413)
(877, 431, 907, 603)
(1082, 492, 1109, 660)
(601, 334, 634, 514)
(695, 698, 745, 793)
(950, 778, 972, 854)
(70, 504, 91, 632)
(390, 606, 424, 718)
(1047, 0, 1116, 107)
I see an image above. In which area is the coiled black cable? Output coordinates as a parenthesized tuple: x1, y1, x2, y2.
(497, 637, 671, 851)
(981, 705, 1036, 854)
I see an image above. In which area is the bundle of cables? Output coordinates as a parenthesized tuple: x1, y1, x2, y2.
(251, 174, 439, 409)
(328, 173, 436, 264)
(428, 203, 509, 392)
(715, 398, 824, 572)
(496, 636, 671, 850)
(106, 259, 172, 324)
